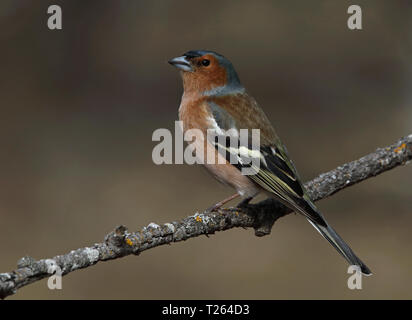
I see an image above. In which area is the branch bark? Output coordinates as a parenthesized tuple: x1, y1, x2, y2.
(1, 134, 411, 299)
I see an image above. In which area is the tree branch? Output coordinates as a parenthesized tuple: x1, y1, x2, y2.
(1, 134, 411, 299)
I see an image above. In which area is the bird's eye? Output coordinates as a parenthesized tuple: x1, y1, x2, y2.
(201, 59, 210, 66)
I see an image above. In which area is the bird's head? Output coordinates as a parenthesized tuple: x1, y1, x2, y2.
(168, 50, 242, 95)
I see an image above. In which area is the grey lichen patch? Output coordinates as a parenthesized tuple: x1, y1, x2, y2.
(45, 259, 59, 274)
(70, 263, 80, 271)
(146, 223, 162, 238)
(173, 227, 187, 241)
(164, 223, 175, 234)
(193, 212, 212, 224)
(379, 158, 390, 166)
(17, 256, 36, 269)
(0, 273, 11, 281)
(84, 247, 99, 264)
(105, 225, 131, 250)
(147, 222, 160, 229)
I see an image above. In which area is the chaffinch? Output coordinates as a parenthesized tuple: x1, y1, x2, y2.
(169, 50, 371, 275)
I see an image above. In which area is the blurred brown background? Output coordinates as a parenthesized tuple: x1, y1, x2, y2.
(1, 0, 411, 299)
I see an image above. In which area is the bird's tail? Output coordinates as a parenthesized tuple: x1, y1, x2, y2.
(307, 219, 372, 275)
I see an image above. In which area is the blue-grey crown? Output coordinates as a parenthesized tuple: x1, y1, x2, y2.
(183, 50, 242, 88)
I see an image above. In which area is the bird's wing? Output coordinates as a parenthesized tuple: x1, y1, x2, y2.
(205, 96, 373, 275)
(206, 96, 327, 227)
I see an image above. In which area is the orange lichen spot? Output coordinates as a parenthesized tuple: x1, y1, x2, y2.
(125, 238, 133, 246)
(394, 143, 406, 153)
(195, 216, 202, 222)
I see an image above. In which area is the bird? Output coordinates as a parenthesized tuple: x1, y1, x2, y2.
(168, 50, 371, 275)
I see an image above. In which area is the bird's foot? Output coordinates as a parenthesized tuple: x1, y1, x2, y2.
(206, 193, 240, 212)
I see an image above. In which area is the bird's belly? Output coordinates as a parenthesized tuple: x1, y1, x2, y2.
(179, 100, 260, 198)
(194, 137, 260, 198)
(204, 160, 260, 198)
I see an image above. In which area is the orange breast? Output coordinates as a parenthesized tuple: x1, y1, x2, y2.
(178, 95, 260, 198)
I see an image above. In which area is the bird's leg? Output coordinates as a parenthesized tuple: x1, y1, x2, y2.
(206, 193, 240, 212)
(236, 196, 253, 208)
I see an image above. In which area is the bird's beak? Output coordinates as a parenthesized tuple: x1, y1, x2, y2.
(168, 55, 192, 72)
